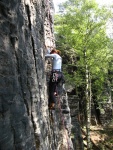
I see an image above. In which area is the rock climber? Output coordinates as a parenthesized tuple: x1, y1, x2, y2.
(45, 48, 65, 109)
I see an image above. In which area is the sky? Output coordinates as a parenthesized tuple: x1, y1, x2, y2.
(53, 0, 113, 13)
(53, 0, 66, 12)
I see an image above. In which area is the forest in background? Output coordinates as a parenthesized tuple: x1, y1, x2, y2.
(54, 0, 113, 149)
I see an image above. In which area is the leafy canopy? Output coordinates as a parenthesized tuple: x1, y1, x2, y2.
(54, 0, 113, 101)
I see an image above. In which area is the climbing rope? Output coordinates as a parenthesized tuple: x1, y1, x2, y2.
(47, 71, 70, 149)
(49, 109, 57, 149)
(45, 1, 69, 148)
(48, 82, 70, 149)
(55, 85, 70, 150)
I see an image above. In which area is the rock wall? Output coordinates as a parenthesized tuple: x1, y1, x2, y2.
(0, 0, 74, 149)
(68, 95, 84, 150)
(0, 0, 48, 149)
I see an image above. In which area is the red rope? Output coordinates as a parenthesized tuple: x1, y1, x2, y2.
(57, 92, 70, 150)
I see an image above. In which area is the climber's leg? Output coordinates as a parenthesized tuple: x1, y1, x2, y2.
(48, 82, 56, 109)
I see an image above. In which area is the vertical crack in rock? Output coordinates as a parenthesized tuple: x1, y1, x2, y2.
(25, 5, 31, 30)
(25, 4, 37, 75)
(23, 94, 30, 116)
(31, 36, 37, 70)
(25, 3, 41, 149)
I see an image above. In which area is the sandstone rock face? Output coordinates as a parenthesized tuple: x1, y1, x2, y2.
(68, 95, 84, 150)
(0, 0, 73, 149)
(0, 0, 48, 149)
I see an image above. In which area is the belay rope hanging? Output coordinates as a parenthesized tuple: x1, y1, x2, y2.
(49, 95, 70, 150)
(48, 72, 70, 150)
(56, 87, 70, 150)
(46, 1, 70, 149)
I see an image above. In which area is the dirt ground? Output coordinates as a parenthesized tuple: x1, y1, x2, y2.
(82, 125, 113, 150)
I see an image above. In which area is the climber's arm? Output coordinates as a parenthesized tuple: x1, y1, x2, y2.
(45, 53, 56, 58)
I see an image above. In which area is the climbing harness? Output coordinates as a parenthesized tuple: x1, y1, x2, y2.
(51, 72, 58, 82)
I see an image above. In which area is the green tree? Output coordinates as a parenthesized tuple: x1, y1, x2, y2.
(54, 0, 112, 149)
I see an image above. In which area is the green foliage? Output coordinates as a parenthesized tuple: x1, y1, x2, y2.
(54, 0, 113, 102)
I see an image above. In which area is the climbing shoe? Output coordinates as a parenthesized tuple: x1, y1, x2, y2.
(49, 103, 55, 110)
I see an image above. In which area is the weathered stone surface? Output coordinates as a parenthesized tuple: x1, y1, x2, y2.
(68, 95, 84, 150)
(0, 0, 74, 150)
(0, 0, 49, 149)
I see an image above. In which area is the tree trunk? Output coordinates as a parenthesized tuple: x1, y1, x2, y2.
(84, 48, 91, 149)
(86, 66, 90, 149)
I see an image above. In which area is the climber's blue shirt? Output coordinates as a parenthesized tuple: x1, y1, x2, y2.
(45, 53, 62, 70)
